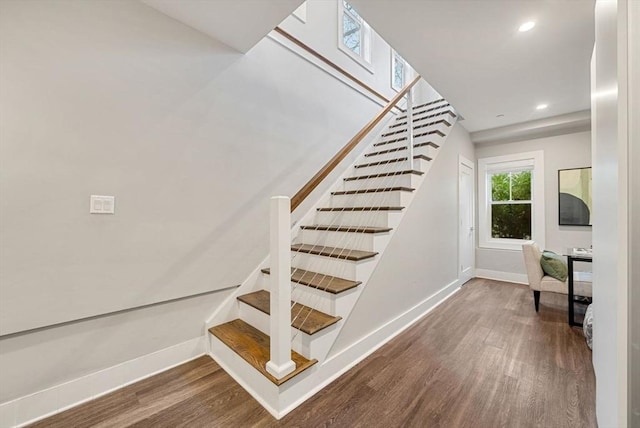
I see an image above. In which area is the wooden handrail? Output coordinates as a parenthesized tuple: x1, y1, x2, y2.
(290, 75, 422, 211)
(274, 27, 393, 105)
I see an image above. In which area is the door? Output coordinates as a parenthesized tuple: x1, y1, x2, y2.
(459, 156, 475, 285)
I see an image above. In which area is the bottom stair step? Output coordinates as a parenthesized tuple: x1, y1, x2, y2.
(209, 319, 317, 386)
(238, 290, 341, 335)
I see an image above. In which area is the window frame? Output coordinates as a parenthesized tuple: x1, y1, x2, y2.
(391, 49, 406, 91)
(478, 151, 545, 251)
(337, 0, 373, 73)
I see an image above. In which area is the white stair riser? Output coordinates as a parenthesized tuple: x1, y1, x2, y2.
(238, 301, 312, 359)
(390, 106, 455, 129)
(329, 190, 412, 207)
(291, 283, 361, 319)
(343, 173, 420, 191)
(352, 158, 431, 177)
(314, 209, 402, 228)
(374, 132, 446, 153)
(380, 122, 451, 142)
(292, 252, 377, 281)
(395, 105, 452, 124)
(363, 145, 437, 163)
(258, 275, 339, 316)
(240, 301, 343, 363)
(298, 229, 391, 252)
(352, 161, 413, 176)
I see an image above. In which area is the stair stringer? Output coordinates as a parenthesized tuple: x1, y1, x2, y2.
(206, 104, 459, 418)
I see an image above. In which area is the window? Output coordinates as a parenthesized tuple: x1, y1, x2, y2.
(338, 1, 372, 71)
(478, 151, 545, 250)
(391, 50, 405, 91)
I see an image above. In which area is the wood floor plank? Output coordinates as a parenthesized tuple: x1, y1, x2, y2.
(30, 279, 596, 428)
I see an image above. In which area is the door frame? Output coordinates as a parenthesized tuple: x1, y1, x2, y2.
(458, 155, 476, 284)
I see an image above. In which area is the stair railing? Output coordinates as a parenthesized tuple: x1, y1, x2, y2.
(266, 76, 421, 379)
(286, 95, 452, 344)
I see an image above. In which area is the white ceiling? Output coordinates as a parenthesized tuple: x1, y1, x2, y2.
(349, 0, 595, 133)
(141, 0, 303, 53)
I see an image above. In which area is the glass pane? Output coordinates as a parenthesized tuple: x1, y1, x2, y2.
(491, 204, 532, 239)
(393, 57, 404, 89)
(491, 173, 510, 201)
(511, 170, 531, 200)
(343, 13, 361, 55)
(343, 1, 361, 21)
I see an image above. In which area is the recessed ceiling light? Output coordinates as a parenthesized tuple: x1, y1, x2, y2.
(536, 104, 548, 110)
(519, 21, 536, 32)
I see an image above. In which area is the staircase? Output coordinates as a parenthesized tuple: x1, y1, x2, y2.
(207, 95, 457, 417)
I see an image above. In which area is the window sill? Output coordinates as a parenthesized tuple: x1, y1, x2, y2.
(479, 239, 534, 252)
(338, 44, 374, 74)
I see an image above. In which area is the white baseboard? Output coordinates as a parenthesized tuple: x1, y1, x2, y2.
(0, 337, 206, 428)
(475, 269, 528, 285)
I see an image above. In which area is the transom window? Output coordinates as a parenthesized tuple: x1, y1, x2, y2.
(338, 1, 372, 71)
(391, 50, 405, 91)
(478, 151, 545, 250)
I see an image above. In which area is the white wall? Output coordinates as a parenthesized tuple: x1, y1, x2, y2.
(0, 0, 405, 406)
(474, 131, 592, 279)
(330, 123, 474, 354)
(629, 1, 640, 425)
(591, 0, 632, 426)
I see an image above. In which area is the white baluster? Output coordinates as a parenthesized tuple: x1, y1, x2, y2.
(266, 196, 296, 379)
(406, 88, 414, 170)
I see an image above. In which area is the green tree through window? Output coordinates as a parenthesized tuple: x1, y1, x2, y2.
(490, 171, 532, 239)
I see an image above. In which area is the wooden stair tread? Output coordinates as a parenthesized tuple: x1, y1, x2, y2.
(261, 267, 361, 294)
(317, 206, 404, 212)
(365, 142, 439, 157)
(291, 243, 377, 261)
(300, 224, 392, 233)
(376, 129, 446, 146)
(237, 290, 341, 335)
(391, 109, 456, 127)
(208, 319, 317, 386)
(354, 155, 431, 169)
(381, 119, 451, 137)
(344, 170, 423, 181)
(397, 103, 450, 120)
(332, 186, 415, 195)
(411, 98, 445, 110)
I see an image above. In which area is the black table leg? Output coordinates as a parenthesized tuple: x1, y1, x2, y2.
(568, 257, 575, 326)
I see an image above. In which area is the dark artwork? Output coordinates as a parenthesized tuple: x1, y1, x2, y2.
(558, 167, 592, 226)
(559, 193, 590, 225)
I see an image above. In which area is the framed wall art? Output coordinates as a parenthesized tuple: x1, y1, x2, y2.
(558, 167, 592, 226)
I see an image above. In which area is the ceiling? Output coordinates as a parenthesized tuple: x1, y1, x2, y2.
(141, 0, 303, 53)
(349, 0, 595, 134)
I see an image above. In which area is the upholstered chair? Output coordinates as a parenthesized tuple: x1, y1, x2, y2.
(521, 243, 592, 312)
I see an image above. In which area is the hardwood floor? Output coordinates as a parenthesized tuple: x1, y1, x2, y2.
(30, 278, 596, 428)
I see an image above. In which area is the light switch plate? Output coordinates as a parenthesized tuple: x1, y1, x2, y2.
(90, 195, 115, 214)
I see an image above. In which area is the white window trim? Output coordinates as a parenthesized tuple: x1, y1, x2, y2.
(478, 151, 545, 251)
(390, 49, 406, 92)
(292, 2, 307, 23)
(337, 0, 374, 73)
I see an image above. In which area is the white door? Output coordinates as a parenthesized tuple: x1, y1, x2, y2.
(459, 157, 474, 285)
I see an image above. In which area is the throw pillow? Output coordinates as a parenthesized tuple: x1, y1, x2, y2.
(540, 250, 568, 282)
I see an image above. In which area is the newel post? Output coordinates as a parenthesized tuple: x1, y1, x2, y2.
(406, 87, 414, 170)
(265, 196, 296, 379)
